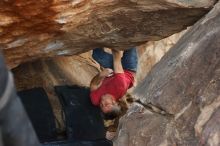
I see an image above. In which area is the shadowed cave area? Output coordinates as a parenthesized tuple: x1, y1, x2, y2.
(0, 0, 220, 146)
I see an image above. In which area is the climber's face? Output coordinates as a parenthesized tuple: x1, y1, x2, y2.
(100, 94, 116, 113)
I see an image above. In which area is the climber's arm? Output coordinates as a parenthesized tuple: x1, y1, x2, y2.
(112, 50, 124, 74)
(90, 68, 113, 91)
(90, 73, 104, 91)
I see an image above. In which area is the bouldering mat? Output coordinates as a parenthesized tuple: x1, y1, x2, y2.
(43, 139, 112, 146)
(54, 85, 106, 141)
(18, 87, 57, 142)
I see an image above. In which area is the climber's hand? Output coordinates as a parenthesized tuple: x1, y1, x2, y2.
(100, 68, 113, 77)
(106, 131, 116, 140)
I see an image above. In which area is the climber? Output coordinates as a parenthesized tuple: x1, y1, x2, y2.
(90, 47, 137, 118)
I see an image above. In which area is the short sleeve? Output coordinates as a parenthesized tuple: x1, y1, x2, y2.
(90, 91, 100, 106)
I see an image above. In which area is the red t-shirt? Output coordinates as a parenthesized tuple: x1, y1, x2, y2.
(90, 70, 134, 106)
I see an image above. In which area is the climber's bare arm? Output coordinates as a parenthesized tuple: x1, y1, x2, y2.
(90, 68, 113, 91)
(112, 50, 124, 74)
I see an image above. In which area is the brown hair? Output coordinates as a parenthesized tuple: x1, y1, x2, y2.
(103, 104, 121, 120)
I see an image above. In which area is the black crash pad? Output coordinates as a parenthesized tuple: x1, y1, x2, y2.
(43, 139, 112, 146)
(18, 88, 57, 142)
(54, 85, 106, 141)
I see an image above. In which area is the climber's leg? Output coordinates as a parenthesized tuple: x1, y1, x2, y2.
(121, 47, 138, 72)
(92, 48, 113, 69)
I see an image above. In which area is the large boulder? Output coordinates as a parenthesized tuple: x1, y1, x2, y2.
(114, 1, 220, 146)
(136, 30, 186, 83)
(0, 0, 216, 68)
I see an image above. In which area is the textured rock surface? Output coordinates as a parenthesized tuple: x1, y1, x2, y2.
(114, 1, 220, 146)
(136, 30, 186, 83)
(13, 52, 99, 90)
(114, 103, 172, 146)
(1, 0, 216, 68)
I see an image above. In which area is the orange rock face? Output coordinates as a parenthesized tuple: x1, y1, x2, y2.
(0, 0, 216, 68)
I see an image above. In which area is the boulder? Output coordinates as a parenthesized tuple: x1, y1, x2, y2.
(0, 0, 215, 68)
(114, 1, 220, 146)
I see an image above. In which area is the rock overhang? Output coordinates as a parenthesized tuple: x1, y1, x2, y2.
(0, 0, 216, 68)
